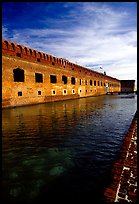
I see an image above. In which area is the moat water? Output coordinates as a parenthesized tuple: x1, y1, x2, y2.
(2, 94, 137, 203)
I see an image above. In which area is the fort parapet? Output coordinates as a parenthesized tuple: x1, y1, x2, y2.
(2, 39, 121, 108)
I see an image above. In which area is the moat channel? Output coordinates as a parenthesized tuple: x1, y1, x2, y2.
(2, 94, 137, 203)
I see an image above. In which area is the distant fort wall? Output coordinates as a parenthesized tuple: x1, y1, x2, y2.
(2, 39, 121, 108)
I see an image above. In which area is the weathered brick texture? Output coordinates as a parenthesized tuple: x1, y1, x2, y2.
(2, 39, 121, 108)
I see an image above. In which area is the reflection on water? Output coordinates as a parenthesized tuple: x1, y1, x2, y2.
(2, 95, 137, 202)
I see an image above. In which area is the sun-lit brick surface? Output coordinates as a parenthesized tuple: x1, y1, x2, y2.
(2, 39, 121, 108)
(104, 111, 137, 202)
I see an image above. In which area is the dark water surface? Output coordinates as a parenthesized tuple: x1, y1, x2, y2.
(2, 94, 137, 203)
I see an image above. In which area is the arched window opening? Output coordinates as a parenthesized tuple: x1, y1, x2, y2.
(11, 43, 15, 51)
(62, 75, 67, 84)
(38, 52, 42, 58)
(50, 75, 57, 83)
(94, 80, 96, 86)
(90, 80, 92, 86)
(17, 45, 22, 53)
(13, 68, 24, 82)
(35, 73, 43, 83)
(34, 50, 36, 57)
(85, 80, 87, 85)
(4, 41, 8, 48)
(24, 47, 28, 54)
(29, 49, 32, 55)
(71, 77, 75, 85)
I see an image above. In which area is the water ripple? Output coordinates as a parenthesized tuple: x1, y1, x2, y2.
(2, 94, 137, 202)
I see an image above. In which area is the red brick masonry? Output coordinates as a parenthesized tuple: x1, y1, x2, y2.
(104, 111, 137, 202)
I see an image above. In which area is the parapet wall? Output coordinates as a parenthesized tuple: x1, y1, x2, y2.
(2, 39, 120, 82)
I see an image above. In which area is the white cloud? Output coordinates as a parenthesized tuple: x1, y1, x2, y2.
(2, 3, 137, 88)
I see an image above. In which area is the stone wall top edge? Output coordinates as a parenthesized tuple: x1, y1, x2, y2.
(2, 38, 120, 82)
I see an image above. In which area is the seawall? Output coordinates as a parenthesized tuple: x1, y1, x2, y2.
(103, 111, 137, 202)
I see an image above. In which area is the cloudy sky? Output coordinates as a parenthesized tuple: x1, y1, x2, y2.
(2, 2, 137, 87)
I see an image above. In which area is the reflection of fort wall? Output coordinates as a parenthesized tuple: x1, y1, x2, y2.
(3, 97, 105, 140)
(2, 39, 121, 108)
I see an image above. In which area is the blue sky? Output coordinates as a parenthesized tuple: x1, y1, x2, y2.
(2, 2, 137, 87)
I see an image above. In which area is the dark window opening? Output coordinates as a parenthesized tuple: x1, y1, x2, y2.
(62, 75, 67, 84)
(24, 47, 28, 54)
(71, 77, 75, 85)
(85, 80, 87, 85)
(13, 68, 24, 82)
(80, 79, 82, 85)
(29, 49, 32, 55)
(52, 62, 55, 65)
(80, 90, 81, 92)
(98, 81, 100, 86)
(11, 43, 15, 51)
(101, 82, 103, 86)
(72, 68, 74, 70)
(38, 91, 41, 95)
(50, 75, 57, 83)
(86, 90, 87, 92)
(4, 41, 8, 48)
(38, 52, 42, 58)
(16, 53, 21, 57)
(34, 50, 36, 57)
(94, 80, 96, 86)
(17, 45, 22, 52)
(72, 89, 75, 93)
(64, 90, 67, 94)
(35, 73, 43, 83)
(53, 90, 56, 95)
(90, 80, 92, 86)
(37, 58, 40, 62)
(18, 91, 22, 96)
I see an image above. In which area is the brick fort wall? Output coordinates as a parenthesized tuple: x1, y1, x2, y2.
(2, 39, 121, 108)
